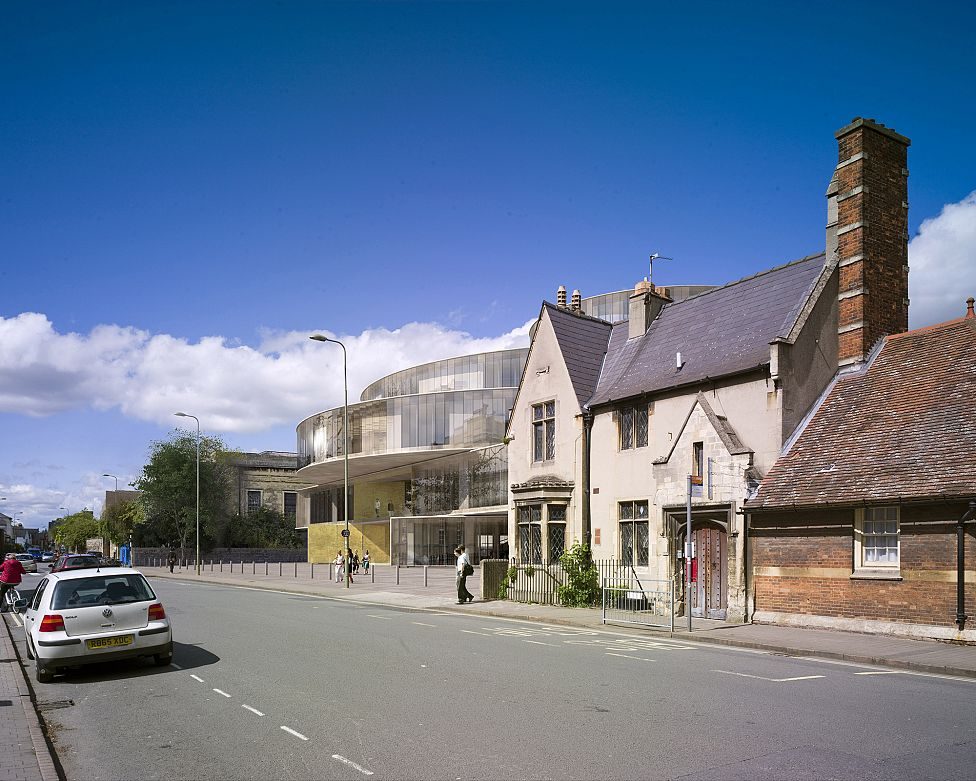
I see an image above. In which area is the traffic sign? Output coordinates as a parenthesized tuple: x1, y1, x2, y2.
(341, 529, 350, 537)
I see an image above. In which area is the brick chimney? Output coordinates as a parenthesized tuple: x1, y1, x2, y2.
(831, 117, 911, 367)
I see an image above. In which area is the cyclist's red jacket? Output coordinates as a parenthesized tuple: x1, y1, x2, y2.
(0, 558, 26, 585)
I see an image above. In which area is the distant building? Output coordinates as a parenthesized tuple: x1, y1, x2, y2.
(221, 451, 311, 523)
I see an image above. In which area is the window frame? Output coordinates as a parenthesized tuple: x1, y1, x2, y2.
(617, 499, 650, 567)
(853, 506, 901, 576)
(618, 404, 650, 451)
(246, 489, 263, 514)
(531, 401, 556, 462)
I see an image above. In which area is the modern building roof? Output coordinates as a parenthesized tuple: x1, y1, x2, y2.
(544, 302, 613, 408)
(747, 312, 976, 510)
(588, 253, 826, 406)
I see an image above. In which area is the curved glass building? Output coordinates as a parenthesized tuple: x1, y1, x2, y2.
(298, 349, 527, 565)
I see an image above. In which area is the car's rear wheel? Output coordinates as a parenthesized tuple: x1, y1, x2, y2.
(35, 661, 53, 684)
(153, 651, 173, 667)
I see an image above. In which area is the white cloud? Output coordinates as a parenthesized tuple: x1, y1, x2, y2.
(0, 315, 532, 433)
(909, 191, 976, 328)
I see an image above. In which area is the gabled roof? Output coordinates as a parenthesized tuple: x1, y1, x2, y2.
(747, 315, 976, 510)
(544, 302, 613, 408)
(653, 392, 753, 465)
(588, 253, 826, 406)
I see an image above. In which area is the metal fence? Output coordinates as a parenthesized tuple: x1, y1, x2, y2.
(601, 579, 676, 631)
(504, 558, 656, 607)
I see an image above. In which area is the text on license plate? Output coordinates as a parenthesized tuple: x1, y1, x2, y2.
(87, 635, 134, 650)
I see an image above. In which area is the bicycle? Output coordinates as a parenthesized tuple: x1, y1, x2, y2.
(1, 583, 22, 613)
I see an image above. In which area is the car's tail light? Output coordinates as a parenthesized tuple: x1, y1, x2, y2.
(148, 603, 166, 621)
(39, 614, 65, 632)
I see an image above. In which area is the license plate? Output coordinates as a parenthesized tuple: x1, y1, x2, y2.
(86, 635, 134, 650)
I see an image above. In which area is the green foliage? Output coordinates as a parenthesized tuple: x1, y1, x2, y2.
(506, 565, 518, 583)
(496, 580, 510, 600)
(101, 500, 144, 546)
(217, 507, 304, 549)
(556, 541, 601, 607)
(53, 510, 100, 552)
(134, 429, 233, 552)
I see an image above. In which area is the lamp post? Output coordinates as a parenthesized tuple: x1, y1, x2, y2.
(309, 334, 350, 588)
(102, 473, 123, 564)
(174, 412, 201, 576)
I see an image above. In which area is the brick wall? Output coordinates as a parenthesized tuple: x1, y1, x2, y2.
(750, 503, 976, 629)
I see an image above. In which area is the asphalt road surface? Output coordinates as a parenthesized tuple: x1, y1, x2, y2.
(9, 574, 976, 780)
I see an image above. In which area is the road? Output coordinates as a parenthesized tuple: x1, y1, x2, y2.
(8, 573, 976, 780)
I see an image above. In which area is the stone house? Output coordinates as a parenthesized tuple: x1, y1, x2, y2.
(507, 117, 915, 623)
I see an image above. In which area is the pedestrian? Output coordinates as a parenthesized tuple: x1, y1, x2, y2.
(0, 552, 27, 612)
(168, 548, 176, 573)
(346, 548, 355, 584)
(353, 550, 360, 574)
(362, 550, 370, 573)
(455, 545, 474, 604)
(334, 550, 344, 583)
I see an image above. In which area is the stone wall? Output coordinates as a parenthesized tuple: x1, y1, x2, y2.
(135, 546, 306, 565)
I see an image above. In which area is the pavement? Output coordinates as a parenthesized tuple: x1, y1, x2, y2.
(2, 561, 975, 781)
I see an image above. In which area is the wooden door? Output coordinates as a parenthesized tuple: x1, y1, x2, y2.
(690, 525, 728, 619)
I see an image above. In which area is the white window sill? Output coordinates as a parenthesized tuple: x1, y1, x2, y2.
(850, 569, 903, 582)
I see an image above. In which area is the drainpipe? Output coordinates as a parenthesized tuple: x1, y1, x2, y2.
(957, 500, 976, 631)
(581, 409, 593, 553)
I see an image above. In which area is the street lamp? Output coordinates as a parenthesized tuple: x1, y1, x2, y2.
(174, 412, 201, 576)
(102, 474, 125, 565)
(309, 334, 350, 588)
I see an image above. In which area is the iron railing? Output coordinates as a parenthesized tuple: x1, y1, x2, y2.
(602, 579, 676, 631)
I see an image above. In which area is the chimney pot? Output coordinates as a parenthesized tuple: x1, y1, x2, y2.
(557, 285, 567, 307)
(966, 297, 975, 319)
(571, 289, 581, 311)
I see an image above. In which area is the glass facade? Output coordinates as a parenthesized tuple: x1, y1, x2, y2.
(361, 349, 526, 401)
(298, 349, 528, 469)
(580, 291, 631, 323)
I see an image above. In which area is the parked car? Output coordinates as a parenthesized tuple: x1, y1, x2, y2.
(41, 552, 56, 563)
(17, 567, 173, 683)
(15, 554, 38, 573)
(49, 554, 101, 573)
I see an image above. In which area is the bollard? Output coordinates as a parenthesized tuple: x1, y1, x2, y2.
(279, 561, 282, 576)
(252, 561, 256, 575)
(294, 561, 297, 578)
(424, 565, 428, 587)
(265, 561, 269, 575)
(396, 564, 400, 585)
(240, 561, 244, 574)
(371, 567, 375, 583)
(220, 559, 223, 572)
(311, 562, 314, 579)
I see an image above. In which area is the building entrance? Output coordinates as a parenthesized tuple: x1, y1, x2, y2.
(390, 514, 507, 565)
(690, 523, 728, 620)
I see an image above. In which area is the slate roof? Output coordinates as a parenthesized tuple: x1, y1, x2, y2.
(747, 315, 976, 510)
(544, 302, 614, 408)
(588, 253, 826, 406)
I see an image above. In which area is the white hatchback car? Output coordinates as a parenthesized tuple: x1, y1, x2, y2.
(19, 567, 172, 683)
(15, 554, 38, 573)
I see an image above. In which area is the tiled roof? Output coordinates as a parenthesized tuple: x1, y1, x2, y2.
(588, 254, 826, 406)
(747, 316, 976, 509)
(544, 303, 613, 408)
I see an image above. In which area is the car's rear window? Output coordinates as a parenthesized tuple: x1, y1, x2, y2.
(51, 575, 156, 609)
(64, 556, 99, 568)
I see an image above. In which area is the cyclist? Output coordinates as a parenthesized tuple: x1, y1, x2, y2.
(1, 552, 27, 611)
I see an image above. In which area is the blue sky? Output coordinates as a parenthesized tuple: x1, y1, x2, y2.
(2, 1, 974, 531)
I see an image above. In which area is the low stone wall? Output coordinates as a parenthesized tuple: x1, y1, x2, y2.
(135, 546, 306, 566)
(480, 559, 509, 602)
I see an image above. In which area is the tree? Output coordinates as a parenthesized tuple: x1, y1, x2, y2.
(134, 430, 234, 556)
(217, 507, 305, 549)
(101, 500, 144, 547)
(53, 510, 100, 552)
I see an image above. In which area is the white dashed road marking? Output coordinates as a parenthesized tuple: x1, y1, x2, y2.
(170, 663, 183, 670)
(854, 670, 904, 676)
(281, 726, 308, 741)
(606, 652, 655, 662)
(242, 705, 265, 716)
(190, 674, 205, 682)
(712, 670, 825, 682)
(412, 621, 435, 627)
(332, 754, 374, 775)
(524, 640, 557, 646)
(366, 614, 392, 620)
(460, 629, 494, 636)
(213, 688, 232, 698)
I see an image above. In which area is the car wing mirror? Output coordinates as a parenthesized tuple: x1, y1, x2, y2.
(13, 598, 28, 613)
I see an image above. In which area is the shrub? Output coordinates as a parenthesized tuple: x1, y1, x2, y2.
(556, 542, 601, 607)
